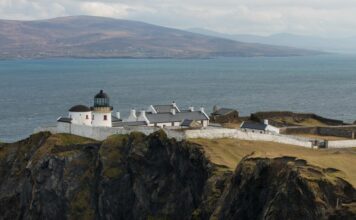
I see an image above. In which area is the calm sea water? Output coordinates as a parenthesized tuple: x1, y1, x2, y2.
(1, 55, 356, 142)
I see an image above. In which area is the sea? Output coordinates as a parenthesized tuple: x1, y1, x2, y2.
(1, 54, 356, 142)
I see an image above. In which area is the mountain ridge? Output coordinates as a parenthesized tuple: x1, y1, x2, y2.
(188, 28, 356, 54)
(0, 15, 322, 59)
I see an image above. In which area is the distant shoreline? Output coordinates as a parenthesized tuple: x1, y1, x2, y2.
(0, 53, 336, 62)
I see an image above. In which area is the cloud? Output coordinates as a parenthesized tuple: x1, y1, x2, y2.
(0, 0, 356, 37)
(79, 2, 130, 17)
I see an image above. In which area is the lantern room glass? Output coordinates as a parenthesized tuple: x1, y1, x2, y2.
(94, 97, 109, 107)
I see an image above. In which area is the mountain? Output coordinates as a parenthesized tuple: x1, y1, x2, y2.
(0, 16, 322, 59)
(188, 28, 356, 54)
(0, 131, 355, 219)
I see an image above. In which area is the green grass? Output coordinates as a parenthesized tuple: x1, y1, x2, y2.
(30, 133, 96, 163)
(99, 134, 129, 179)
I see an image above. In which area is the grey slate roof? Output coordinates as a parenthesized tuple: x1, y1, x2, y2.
(146, 111, 208, 123)
(181, 119, 194, 127)
(57, 117, 72, 123)
(212, 108, 236, 116)
(152, 104, 179, 113)
(112, 121, 147, 127)
(69, 105, 91, 112)
(240, 122, 267, 131)
(112, 116, 121, 122)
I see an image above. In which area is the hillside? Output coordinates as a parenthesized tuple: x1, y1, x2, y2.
(188, 28, 356, 54)
(0, 16, 322, 59)
(0, 131, 355, 219)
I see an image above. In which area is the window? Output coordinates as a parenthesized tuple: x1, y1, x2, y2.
(104, 115, 107, 121)
(86, 115, 89, 119)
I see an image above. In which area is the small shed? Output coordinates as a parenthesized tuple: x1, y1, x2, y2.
(240, 121, 267, 133)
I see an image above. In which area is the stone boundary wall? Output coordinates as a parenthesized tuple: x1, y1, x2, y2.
(280, 126, 318, 135)
(318, 127, 355, 139)
(281, 126, 356, 139)
(251, 111, 345, 126)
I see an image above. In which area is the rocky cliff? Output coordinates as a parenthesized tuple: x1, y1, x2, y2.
(0, 131, 355, 220)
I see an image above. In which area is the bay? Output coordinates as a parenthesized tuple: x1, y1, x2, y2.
(0, 55, 356, 142)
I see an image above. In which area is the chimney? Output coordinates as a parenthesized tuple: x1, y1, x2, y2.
(171, 108, 176, 115)
(264, 119, 269, 125)
(116, 112, 121, 119)
(138, 110, 149, 123)
(127, 108, 137, 121)
(189, 106, 194, 112)
(140, 110, 146, 117)
(200, 107, 205, 113)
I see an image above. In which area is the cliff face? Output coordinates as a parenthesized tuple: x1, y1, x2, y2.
(0, 131, 355, 220)
(213, 157, 356, 220)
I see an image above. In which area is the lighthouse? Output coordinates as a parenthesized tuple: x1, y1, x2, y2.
(91, 90, 113, 127)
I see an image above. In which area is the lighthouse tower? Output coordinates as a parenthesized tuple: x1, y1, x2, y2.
(91, 90, 113, 127)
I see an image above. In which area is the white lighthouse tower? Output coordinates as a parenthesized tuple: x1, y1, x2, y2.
(91, 90, 113, 127)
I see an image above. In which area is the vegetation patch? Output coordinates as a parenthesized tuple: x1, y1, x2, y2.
(70, 187, 95, 220)
(100, 134, 129, 179)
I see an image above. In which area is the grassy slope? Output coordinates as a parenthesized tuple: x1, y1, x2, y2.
(190, 138, 356, 186)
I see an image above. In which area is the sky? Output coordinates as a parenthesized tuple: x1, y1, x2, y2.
(0, 0, 355, 37)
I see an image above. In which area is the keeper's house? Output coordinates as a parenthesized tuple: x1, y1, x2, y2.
(57, 90, 210, 129)
(240, 120, 280, 134)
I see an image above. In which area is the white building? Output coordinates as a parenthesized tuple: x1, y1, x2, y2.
(240, 120, 280, 134)
(57, 90, 210, 129)
(68, 105, 92, 126)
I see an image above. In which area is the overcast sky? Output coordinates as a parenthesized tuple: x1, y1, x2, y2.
(0, 0, 355, 37)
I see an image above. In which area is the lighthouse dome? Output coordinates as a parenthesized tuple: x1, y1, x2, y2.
(94, 90, 109, 99)
(94, 90, 110, 107)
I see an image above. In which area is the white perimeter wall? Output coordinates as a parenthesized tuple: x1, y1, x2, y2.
(327, 140, 356, 148)
(37, 123, 356, 149)
(54, 122, 167, 141)
(53, 124, 312, 147)
(184, 128, 313, 148)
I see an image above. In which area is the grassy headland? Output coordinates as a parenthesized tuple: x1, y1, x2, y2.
(190, 138, 356, 186)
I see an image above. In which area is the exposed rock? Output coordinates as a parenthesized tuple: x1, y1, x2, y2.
(213, 156, 356, 220)
(0, 131, 355, 220)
